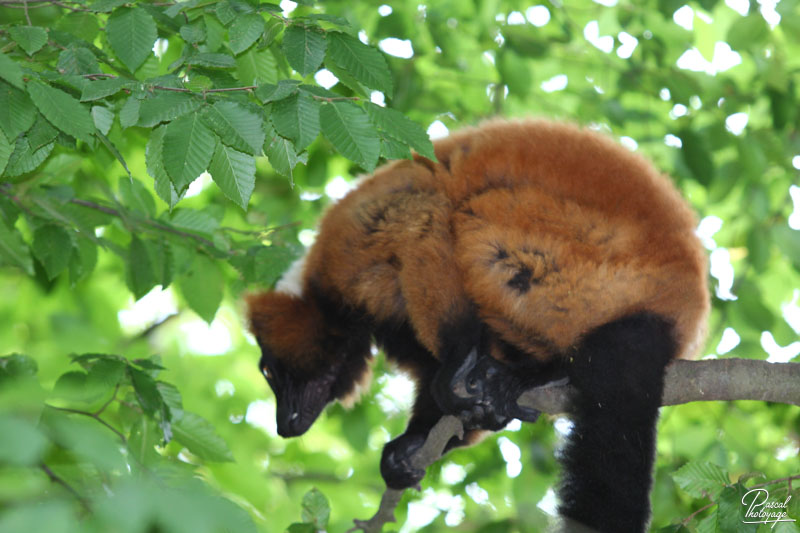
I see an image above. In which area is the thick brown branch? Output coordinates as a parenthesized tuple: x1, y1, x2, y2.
(518, 359, 800, 415)
(350, 358, 800, 532)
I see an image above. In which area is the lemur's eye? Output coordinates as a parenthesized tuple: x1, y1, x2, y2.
(262, 366, 272, 380)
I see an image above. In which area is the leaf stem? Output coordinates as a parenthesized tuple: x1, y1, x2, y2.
(47, 404, 127, 443)
(40, 463, 92, 511)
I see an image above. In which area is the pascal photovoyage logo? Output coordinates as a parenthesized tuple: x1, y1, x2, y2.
(741, 488, 795, 527)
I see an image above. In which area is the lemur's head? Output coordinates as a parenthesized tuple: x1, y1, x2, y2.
(246, 292, 370, 437)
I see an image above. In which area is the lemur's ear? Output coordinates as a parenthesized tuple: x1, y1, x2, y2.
(245, 292, 326, 371)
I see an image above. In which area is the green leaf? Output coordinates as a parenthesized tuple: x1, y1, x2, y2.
(186, 53, 236, 68)
(717, 484, 759, 533)
(106, 6, 158, 72)
(208, 143, 255, 210)
(254, 79, 301, 103)
(283, 25, 327, 77)
(91, 105, 114, 135)
(201, 101, 265, 155)
(320, 101, 380, 171)
(69, 236, 98, 285)
(128, 366, 163, 416)
(119, 96, 140, 129)
(271, 92, 320, 151)
(678, 128, 714, 185)
(32, 224, 73, 280)
(264, 130, 306, 184)
(301, 488, 330, 529)
(365, 103, 436, 160)
(9, 26, 48, 56)
(5, 135, 55, 177)
(229, 13, 265, 55)
(96, 131, 132, 178)
(180, 22, 206, 44)
(137, 92, 203, 128)
(236, 47, 278, 85)
(172, 411, 234, 462)
(380, 136, 412, 159)
(27, 80, 96, 144)
(0, 415, 47, 466)
(126, 235, 157, 299)
(0, 82, 37, 141)
(89, 0, 127, 12)
(327, 31, 393, 97)
(147, 125, 183, 209)
(55, 11, 100, 42)
(0, 224, 31, 274)
(57, 46, 100, 75)
(0, 52, 25, 90)
(726, 15, 769, 51)
(80, 77, 131, 101)
(162, 113, 216, 194)
(672, 461, 730, 499)
(0, 129, 11, 175)
(177, 254, 224, 323)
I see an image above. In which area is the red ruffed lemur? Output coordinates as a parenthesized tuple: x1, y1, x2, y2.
(246, 119, 709, 533)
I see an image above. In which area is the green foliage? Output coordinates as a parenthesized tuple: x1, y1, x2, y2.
(0, 0, 799, 532)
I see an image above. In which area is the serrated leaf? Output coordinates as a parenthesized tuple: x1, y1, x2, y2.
(69, 236, 98, 285)
(91, 105, 114, 135)
(126, 235, 157, 299)
(147, 125, 183, 209)
(271, 92, 320, 151)
(89, 0, 127, 12)
(4, 136, 54, 177)
(57, 46, 100, 75)
(254, 80, 300, 103)
(0, 223, 33, 275)
(208, 143, 255, 210)
(106, 6, 158, 72)
(137, 92, 203, 128)
(301, 488, 330, 529)
(187, 53, 236, 68)
(27, 80, 96, 144)
(180, 22, 206, 44)
(236, 47, 278, 85)
(172, 411, 234, 462)
(672, 461, 730, 499)
(0, 129, 11, 175)
(162, 113, 216, 193)
(96, 131, 132, 178)
(0, 82, 37, 141)
(201, 101, 265, 155)
(119, 96, 140, 129)
(80, 77, 131, 101)
(55, 11, 100, 42)
(177, 254, 223, 323)
(283, 25, 326, 77)
(327, 31, 393, 97)
(320, 101, 379, 171)
(366, 103, 436, 160)
(265, 131, 305, 184)
(9, 26, 48, 56)
(229, 13, 265, 55)
(380, 136, 412, 159)
(255, 246, 297, 285)
(0, 53, 24, 89)
(128, 366, 163, 415)
(32, 224, 73, 280)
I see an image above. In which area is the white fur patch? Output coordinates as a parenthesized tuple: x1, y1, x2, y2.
(275, 252, 307, 296)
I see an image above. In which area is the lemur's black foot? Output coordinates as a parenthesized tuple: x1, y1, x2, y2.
(380, 432, 426, 489)
(433, 348, 541, 430)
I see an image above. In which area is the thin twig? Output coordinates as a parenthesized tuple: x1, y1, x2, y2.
(93, 384, 119, 416)
(750, 474, 800, 490)
(40, 463, 91, 511)
(47, 405, 127, 443)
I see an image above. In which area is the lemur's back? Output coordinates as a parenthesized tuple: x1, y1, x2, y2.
(302, 120, 709, 361)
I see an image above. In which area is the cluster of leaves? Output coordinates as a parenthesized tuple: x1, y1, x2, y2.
(0, 0, 434, 321)
(0, 352, 252, 533)
(662, 461, 800, 533)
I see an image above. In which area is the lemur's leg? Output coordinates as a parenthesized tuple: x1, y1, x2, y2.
(376, 321, 485, 489)
(558, 312, 675, 533)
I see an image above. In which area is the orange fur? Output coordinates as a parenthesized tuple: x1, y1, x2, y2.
(249, 119, 709, 369)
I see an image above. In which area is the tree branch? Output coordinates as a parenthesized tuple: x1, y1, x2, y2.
(349, 358, 800, 532)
